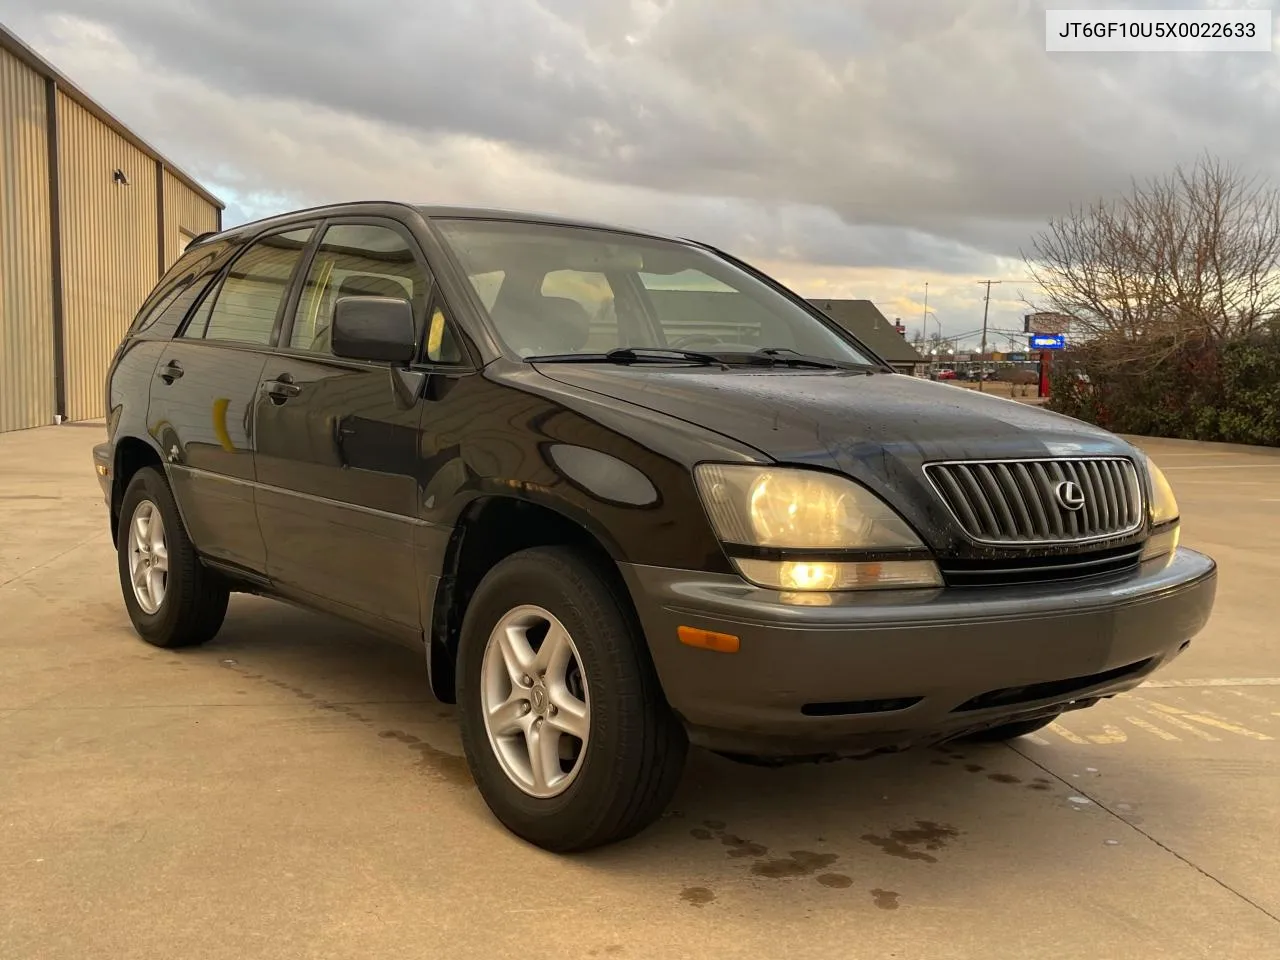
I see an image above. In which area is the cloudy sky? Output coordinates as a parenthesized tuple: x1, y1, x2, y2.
(6, 0, 1279, 348)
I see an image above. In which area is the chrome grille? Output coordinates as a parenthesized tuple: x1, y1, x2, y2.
(924, 458, 1144, 545)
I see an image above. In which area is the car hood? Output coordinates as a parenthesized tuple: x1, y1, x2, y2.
(533, 365, 1142, 554)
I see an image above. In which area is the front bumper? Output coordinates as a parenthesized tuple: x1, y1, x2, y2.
(619, 548, 1217, 758)
(92, 442, 112, 505)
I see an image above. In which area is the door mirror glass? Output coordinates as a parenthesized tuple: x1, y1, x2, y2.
(332, 296, 416, 363)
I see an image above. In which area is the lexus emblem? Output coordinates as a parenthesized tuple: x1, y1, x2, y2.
(1053, 479, 1086, 512)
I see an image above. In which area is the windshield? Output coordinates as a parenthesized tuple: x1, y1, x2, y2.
(435, 219, 878, 366)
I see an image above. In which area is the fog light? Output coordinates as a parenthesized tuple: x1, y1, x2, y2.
(779, 561, 839, 590)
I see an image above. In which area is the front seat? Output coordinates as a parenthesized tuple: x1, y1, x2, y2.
(490, 294, 591, 357)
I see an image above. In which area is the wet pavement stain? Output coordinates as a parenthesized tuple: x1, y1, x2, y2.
(1027, 782, 1053, 791)
(871, 888, 901, 910)
(680, 886, 716, 907)
(861, 821, 960, 863)
(720, 833, 768, 858)
(751, 850, 839, 879)
(930, 758, 951, 766)
(988, 773, 1021, 784)
(817, 873, 853, 889)
(964, 763, 985, 773)
(703, 819, 726, 830)
(690, 827, 714, 841)
(378, 729, 473, 786)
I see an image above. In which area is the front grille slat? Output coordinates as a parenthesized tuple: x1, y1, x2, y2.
(994, 463, 1036, 540)
(1031, 462, 1066, 539)
(1012, 462, 1052, 539)
(975, 464, 1018, 538)
(934, 468, 984, 535)
(1086, 461, 1110, 531)
(926, 457, 1143, 546)
(955, 465, 1001, 539)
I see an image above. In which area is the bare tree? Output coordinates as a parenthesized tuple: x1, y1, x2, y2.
(1025, 156, 1280, 362)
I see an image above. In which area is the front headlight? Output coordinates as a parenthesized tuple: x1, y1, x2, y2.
(1146, 456, 1179, 526)
(693, 464, 942, 590)
(695, 464, 924, 549)
(1141, 455, 1180, 562)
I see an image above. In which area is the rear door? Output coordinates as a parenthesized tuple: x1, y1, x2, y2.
(253, 219, 448, 629)
(150, 226, 315, 575)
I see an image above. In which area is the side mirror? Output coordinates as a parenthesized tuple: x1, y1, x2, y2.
(332, 296, 416, 364)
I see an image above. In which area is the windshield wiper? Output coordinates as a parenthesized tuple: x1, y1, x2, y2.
(738, 347, 852, 370)
(525, 347, 725, 366)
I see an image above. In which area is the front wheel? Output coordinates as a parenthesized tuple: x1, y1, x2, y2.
(456, 546, 687, 852)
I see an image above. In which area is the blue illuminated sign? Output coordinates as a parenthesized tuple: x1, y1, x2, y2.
(1029, 334, 1065, 350)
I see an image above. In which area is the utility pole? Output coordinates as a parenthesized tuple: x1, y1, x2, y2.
(977, 280, 1002, 393)
(921, 282, 929, 341)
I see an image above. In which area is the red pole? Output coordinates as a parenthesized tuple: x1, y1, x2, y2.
(1039, 350, 1052, 398)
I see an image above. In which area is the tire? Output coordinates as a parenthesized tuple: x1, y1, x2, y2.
(456, 546, 687, 852)
(963, 714, 1059, 743)
(117, 466, 229, 648)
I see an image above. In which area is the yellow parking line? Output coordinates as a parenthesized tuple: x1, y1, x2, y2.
(1125, 716, 1181, 741)
(1048, 722, 1088, 744)
(1134, 702, 1220, 741)
(1087, 725, 1128, 744)
(1181, 714, 1273, 741)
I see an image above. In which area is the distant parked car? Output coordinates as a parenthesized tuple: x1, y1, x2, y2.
(93, 201, 1215, 852)
(937, 368, 958, 380)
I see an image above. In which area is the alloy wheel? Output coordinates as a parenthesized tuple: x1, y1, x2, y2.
(480, 604, 591, 798)
(127, 499, 169, 615)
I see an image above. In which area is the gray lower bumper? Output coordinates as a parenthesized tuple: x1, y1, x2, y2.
(619, 548, 1217, 758)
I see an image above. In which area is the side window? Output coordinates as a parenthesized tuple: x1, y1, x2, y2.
(289, 223, 429, 356)
(183, 228, 313, 344)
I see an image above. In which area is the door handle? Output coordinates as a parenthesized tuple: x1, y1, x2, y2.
(157, 360, 184, 384)
(263, 377, 302, 404)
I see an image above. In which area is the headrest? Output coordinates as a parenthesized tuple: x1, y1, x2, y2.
(337, 274, 409, 300)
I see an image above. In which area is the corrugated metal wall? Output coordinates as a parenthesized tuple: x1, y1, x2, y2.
(0, 48, 55, 432)
(162, 169, 218, 270)
(56, 92, 160, 423)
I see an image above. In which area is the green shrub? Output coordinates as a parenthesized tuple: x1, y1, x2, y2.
(1049, 331, 1280, 447)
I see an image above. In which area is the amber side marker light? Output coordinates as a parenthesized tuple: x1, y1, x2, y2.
(677, 625, 740, 654)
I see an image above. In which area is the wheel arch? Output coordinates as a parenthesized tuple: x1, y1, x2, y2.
(110, 435, 167, 546)
(425, 495, 638, 704)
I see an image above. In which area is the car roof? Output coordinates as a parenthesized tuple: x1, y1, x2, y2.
(193, 201, 689, 248)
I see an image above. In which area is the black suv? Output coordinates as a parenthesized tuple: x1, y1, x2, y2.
(94, 202, 1216, 852)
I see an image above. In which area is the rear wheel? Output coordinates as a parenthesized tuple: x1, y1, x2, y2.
(964, 714, 1059, 743)
(456, 546, 687, 852)
(117, 467, 229, 648)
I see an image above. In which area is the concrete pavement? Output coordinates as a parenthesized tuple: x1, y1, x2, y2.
(1, 424, 1278, 959)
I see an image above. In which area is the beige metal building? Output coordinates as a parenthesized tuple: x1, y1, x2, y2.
(1, 25, 223, 432)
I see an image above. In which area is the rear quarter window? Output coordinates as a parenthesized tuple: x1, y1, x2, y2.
(128, 241, 235, 339)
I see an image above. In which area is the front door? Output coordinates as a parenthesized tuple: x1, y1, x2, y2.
(253, 221, 434, 630)
(150, 227, 315, 574)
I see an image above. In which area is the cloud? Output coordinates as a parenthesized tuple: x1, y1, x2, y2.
(6, 0, 1278, 346)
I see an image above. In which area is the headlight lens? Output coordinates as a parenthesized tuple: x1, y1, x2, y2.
(1146, 456, 1179, 526)
(694, 464, 925, 549)
(694, 465, 941, 591)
